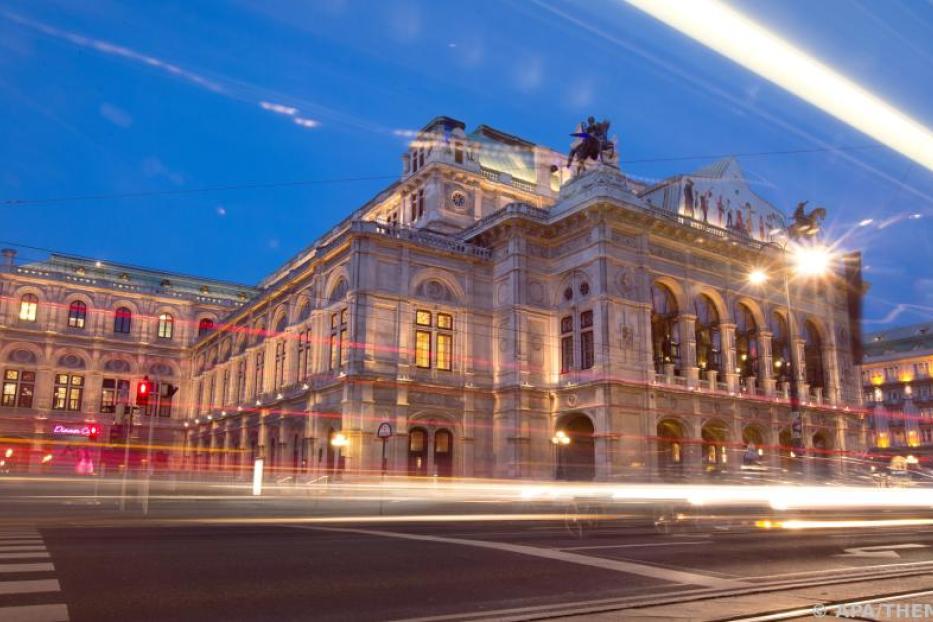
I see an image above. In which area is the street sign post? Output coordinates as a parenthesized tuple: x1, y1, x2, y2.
(377, 423, 392, 475)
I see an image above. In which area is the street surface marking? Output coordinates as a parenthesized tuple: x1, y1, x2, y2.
(0, 580, 60, 596)
(0, 547, 46, 553)
(834, 543, 928, 559)
(0, 540, 43, 545)
(0, 564, 54, 574)
(0, 604, 69, 621)
(0, 553, 50, 560)
(294, 525, 745, 588)
(730, 588, 933, 622)
(561, 540, 709, 551)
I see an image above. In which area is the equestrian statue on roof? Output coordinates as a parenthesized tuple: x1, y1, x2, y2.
(566, 116, 617, 173)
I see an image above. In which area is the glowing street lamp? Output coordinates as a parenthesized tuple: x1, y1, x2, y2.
(552, 430, 571, 480)
(747, 269, 768, 285)
(330, 432, 348, 477)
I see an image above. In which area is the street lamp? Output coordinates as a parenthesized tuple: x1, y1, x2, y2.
(551, 430, 571, 480)
(330, 432, 348, 477)
(748, 235, 834, 475)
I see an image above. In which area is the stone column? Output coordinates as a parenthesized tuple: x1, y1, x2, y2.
(758, 330, 775, 396)
(721, 322, 738, 393)
(679, 314, 698, 383)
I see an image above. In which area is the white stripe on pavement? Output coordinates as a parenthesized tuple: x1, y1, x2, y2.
(294, 526, 745, 589)
(0, 604, 68, 622)
(560, 540, 710, 551)
(0, 579, 60, 596)
(0, 547, 46, 553)
(0, 553, 49, 560)
(0, 541, 43, 546)
(0, 564, 54, 573)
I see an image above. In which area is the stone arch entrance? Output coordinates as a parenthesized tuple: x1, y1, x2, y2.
(742, 424, 765, 465)
(556, 414, 595, 481)
(701, 420, 729, 473)
(407, 427, 429, 475)
(656, 418, 686, 479)
(434, 429, 453, 477)
(811, 430, 833, 480)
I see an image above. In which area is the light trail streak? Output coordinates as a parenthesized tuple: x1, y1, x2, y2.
(762, 518, 933, 530)
(625, 0, 933, 173)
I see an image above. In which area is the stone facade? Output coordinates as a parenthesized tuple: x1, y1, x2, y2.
(180, 115, 866, 481)
(862, 322, 933, 451)
(0, 251, 255, 472)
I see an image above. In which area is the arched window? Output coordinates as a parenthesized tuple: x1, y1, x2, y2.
(197, 318, 214, 336)
(770, 312, 791, 382)
(651, 283, 680, 373)
(734, 303, 759, 382)
(19, 294, 38, 322)
(114, 307, 132, 334)
(803, 320, 825, 390)
(67, 300, 87, 329)
(694, 295, 721, 373)
(157, 313, 174, 339)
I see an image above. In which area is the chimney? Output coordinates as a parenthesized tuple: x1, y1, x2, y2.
(1, 248, 16, 271)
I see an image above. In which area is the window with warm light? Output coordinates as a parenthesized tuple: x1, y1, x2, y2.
(52, 374, 83, 411)
(157, 313, 174, 339)
(2, 369, 35, 408)
(67, 300, 87, 329)
(19, 294, 38, 322)
(414, 310, 454, 370)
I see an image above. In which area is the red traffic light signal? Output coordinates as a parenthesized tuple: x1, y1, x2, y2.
(88, 425, 99, 441)
(136, 376, 154, 406)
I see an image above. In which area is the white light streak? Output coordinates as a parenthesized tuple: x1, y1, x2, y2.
(293, 117, 320, 129)
(259, 101, 298, 116)
(625, 0, 933, 173)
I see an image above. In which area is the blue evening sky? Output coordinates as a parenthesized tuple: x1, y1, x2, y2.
(1, 0, 931, 327)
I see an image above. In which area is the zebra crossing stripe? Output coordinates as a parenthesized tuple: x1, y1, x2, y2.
(0, 603, 69, 621)
(0, 553, 50, 560)
(0, 547, 46, 553)
(0, 579, 60, 595)
(0, 564, 54, 573)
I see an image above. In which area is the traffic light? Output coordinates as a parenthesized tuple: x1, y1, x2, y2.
(136, 376, 153, 406)
(88, 425, 99, 441)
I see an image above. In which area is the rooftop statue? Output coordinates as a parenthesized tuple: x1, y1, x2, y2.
(788, 201, 826, 239)
(566, 116, 616, 173)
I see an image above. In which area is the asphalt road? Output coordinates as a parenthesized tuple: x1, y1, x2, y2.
(3, 518, 933, 620)
(3, 481, 933, 621)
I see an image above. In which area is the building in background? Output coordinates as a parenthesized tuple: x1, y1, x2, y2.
(861, 321, 933, 458)
(0, 250, 255, 473)
(183, 115, 867, 481)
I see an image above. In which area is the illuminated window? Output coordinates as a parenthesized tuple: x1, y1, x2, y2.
(52, 374, 83, 411)
(329, 309, 348, 370)
(157, 313, 174, 339)
(198, 318, 215, 336)
(19, 294, 38, 322)
(67, 300, 87, 329)
(114, 307, 132, 334)
(2, 369, 35, 408)
(413, 310, 454, 370)
(415, 330, 432, 368)
(100, 378, 130, 413)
